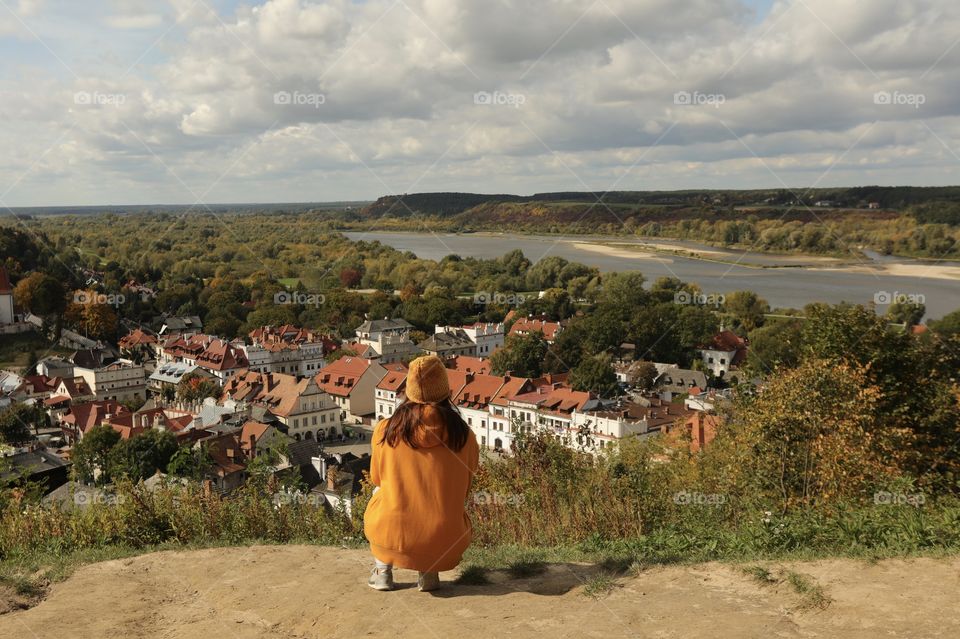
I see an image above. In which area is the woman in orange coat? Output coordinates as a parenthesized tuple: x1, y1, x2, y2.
(364, 355, 479, 591)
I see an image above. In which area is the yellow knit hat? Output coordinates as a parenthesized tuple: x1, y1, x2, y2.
(405, 355, 451, 404)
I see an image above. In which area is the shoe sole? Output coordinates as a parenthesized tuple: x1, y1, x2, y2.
(368, 583, 394, 591)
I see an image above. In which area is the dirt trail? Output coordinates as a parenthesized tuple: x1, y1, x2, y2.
(3, 546, 959, 639)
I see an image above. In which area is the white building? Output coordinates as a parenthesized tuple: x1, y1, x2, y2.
(434, 322, 505, 357)
(73, 359, 147, 403)
(355, 318, 419, 364)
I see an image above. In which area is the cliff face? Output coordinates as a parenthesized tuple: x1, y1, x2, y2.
(5, 545, 960, 638)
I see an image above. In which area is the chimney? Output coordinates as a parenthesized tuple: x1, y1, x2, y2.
(249, 433, 257, 457)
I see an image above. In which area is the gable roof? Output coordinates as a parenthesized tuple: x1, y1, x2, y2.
(454, 373, 505, 410)
(446, 356, 492, 375)
(355, 318, 413, 333)
(62, 400, 129, 435)
(119, 328, 158, 349)
(508, 317, 562, 341)
(315, 357, 372, 397)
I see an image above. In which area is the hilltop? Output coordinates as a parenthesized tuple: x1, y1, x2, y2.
(3, 545, 959, 639)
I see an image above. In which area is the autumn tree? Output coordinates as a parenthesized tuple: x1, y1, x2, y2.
(490, 332, 548, 377)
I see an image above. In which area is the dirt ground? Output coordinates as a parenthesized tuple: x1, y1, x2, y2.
(3, 546, 959, 639)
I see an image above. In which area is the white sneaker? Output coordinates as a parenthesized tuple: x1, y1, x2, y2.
(368, 567, 395, 591)
(417, 571, 440, 592)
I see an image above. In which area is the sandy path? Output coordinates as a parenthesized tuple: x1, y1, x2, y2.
(4, 546, 959, 639)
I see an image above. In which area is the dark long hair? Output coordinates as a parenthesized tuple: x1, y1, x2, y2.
(380, 399, 470, 452)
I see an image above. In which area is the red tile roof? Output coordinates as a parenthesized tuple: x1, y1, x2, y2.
(508, 317, 562, 341)
(447, 355, 492, 375)
(315, 357, 371, 397)
(119, 328, 158, 349)
(62, 401, 129, 435)
(454, 373, 505, 409)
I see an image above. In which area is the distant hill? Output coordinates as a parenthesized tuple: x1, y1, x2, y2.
(359, 187, 960, 220)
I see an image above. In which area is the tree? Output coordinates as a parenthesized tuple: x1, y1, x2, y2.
(886, 301, 925, 327)
(177, 372, 220, 402)
(167, 444, 214, 481)
(490, 333, 548, 377)
(106, 429, 178, 481)
(626, 360, 658, 390)
(746, 319, 803, 373)
(0, 403, 40, 444)
(569, 353, 619, 397)
(712, 360, 898, 510)
(723, 290, 769, 331)
(929, 308, 960, 336)
(72, 425, 121, 484)
(13, 272, 67, 317)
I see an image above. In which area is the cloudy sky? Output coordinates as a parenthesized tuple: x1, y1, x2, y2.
(1, 0, 958, 206)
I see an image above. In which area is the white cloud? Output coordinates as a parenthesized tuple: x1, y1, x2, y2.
(1, 0, 960, 205)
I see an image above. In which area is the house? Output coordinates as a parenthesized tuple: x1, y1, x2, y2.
(199, 430, 248, 493)
(508, 382, 597, 449)
(374, 363, 408, 421)
(51, 376, 95, 403)
(105, 406, 200, 440)
(868, 202, 881, 209)
(238, 419, 292, 459)
(59, 400, 129, 443)
(148, 362, 217, 397)
(0, 266, 15, 326)
(315, 357, 387, 423)
(699, 330, 748, 380)
(221, 370, 341, 442)
(486, 375, 537, 451)
(35, 356, 74, 378)
(9, 374, 57, 402)
(667, 412, 721, 453)
(507, 315, 563, 343)
(118, 328, 158, 362)
(419, 328, 475, 358)
(0, 447, 71, 495)
(160, 334, 249, 384)
(574, 398, 694, 452)
(452, 372, 506, 450)
(653, 365, 707, 401)
(72, 357, 147, 403)
(308, 451, 372, 516)
(434, 322, 504, 357)
(354, 318, 419, 364)
(243, 325, 332, 377)
(446, 355, 492, 375)
(158, 315, 203, 337)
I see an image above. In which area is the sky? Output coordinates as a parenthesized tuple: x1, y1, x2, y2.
(1, 0, 958, 206)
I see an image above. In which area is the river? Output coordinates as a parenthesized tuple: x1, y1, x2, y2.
(344, 231, 960, 319)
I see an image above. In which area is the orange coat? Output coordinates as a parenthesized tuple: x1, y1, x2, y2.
(364, 407, 479, 572)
